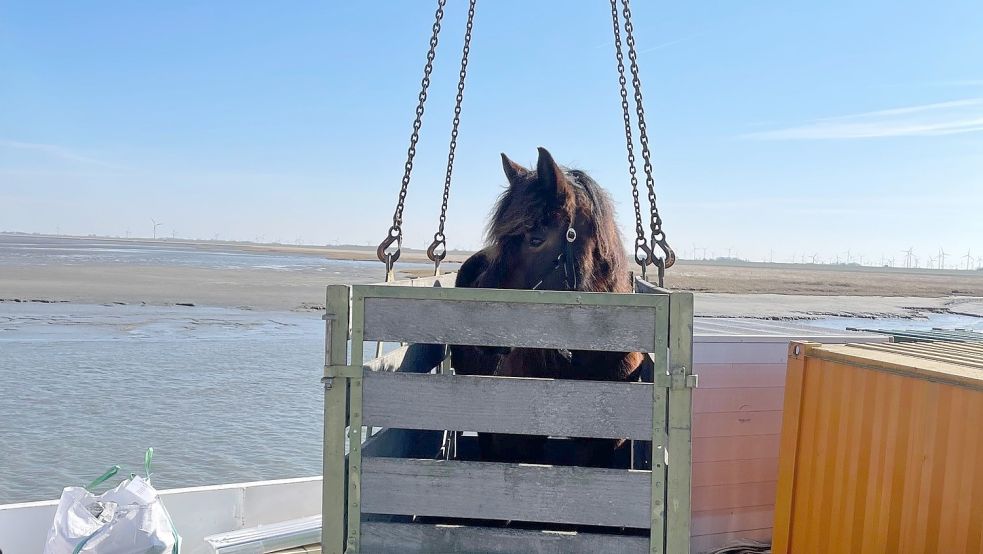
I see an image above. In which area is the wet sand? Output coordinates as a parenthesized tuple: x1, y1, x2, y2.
(2, 234, 982, 320)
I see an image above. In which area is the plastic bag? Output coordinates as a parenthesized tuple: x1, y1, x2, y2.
(43, 449, 181, 554)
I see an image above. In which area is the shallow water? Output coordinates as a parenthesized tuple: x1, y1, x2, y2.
(0, 302, 396, 504)
(0, 234, 379, 274)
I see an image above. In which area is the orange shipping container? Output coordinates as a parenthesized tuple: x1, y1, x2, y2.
(773, 340, 983, 554)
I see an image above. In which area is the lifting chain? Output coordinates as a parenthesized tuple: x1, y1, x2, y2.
(610, 0, 676, 285)
(377, 0, 447, 270)
(608, 0, 653, 275)
(427, 0, 477, 276)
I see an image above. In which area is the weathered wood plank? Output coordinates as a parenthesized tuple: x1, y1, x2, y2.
(361, 458, 652, 529)
(361, 372, 654, 440)
(363, 343, 445, 374)
(361, 522, 649, 554)
(361, 428, 442, 460)
(355, 283, 667, 306)
(635, 276, 669, 295)
(362, 297, 660, 352)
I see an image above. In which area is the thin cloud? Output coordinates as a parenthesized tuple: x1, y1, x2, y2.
(0, 139, 122, 168)
(744, 98, 983, 140)
(637, 33, 704, 54)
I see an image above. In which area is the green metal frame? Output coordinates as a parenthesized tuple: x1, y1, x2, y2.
(321, 283, 695, 554)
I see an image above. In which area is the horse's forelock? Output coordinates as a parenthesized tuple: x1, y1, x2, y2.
(484, 165, 630, 293)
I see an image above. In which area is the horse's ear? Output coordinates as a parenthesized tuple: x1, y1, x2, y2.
(536, 147, 572, 200)
(501, 153, 528, 187)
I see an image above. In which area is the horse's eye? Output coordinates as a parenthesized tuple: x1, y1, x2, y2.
(529, 237, 545, 247)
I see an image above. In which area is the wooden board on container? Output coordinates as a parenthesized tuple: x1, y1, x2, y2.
(361, 522, 648, 554)
(362, 296, 661, 352)
(361, 458, 652, 529)
(361, 371, 654, 440)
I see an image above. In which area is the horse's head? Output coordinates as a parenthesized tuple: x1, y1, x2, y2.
(484, 147, 628, 293)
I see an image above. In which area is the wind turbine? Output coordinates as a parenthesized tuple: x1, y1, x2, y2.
(151, 219, 163, 240)
(903, 247, 914, 269)
(939, 247, 948, 270)
(964, 249, 973, 270)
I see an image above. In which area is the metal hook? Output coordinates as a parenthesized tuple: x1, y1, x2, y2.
(376, 227, 402, 265)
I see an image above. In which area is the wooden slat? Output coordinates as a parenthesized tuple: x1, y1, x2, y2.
(361, 522, 648, 554)
(359, 293, 663, 352)
(363, 343, 445, 374)
(362, 372, 654, 440)
(362, 428, 442, 459)
(361, 458, 652, 529)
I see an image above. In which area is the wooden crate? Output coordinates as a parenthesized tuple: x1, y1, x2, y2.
(321, 277, 696, 554)
(688, 320, 887, 553)
(773, 341, 983, 554)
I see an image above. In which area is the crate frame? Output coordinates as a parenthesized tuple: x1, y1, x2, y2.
(321, 276, 695, 554)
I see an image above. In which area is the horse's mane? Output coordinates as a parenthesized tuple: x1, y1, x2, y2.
(482, 166, 630, 294)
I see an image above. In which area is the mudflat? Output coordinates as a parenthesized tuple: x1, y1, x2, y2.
(2, 234, 982, 320)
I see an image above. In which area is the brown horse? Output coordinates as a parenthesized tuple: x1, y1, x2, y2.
(452, 147, 645, 467)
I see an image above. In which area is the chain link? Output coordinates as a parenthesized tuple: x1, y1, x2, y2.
(428, 0, 477, 272)
(608, 0, 652, 270)
(377, 0, 447, 265)
(620, 0, 675, 270)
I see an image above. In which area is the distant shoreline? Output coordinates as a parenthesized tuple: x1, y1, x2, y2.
(2, 233, 982, 320)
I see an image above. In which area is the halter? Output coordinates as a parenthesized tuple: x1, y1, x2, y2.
(530, 225, 579, 291)
(528, 173, 596, 290)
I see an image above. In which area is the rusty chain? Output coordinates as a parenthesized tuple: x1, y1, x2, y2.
(427, 0, 477, 274)
(377, 0, 447, 267)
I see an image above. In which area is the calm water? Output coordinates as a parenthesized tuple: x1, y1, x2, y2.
(0, 235, 415, 504)
(1, 235, 980, 504)
(0, 233, 386, 276)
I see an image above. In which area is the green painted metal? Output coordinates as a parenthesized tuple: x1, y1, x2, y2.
(324, 365, 365, 379)
(346, 293, 366, 553)
(324, 279, 693, 553)
(666, 292, 695, 554)
(650, 309, 669, 554)
(322, 285, 351, 554)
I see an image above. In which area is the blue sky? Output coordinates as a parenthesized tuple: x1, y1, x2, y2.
(2, 1, 982, 266)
